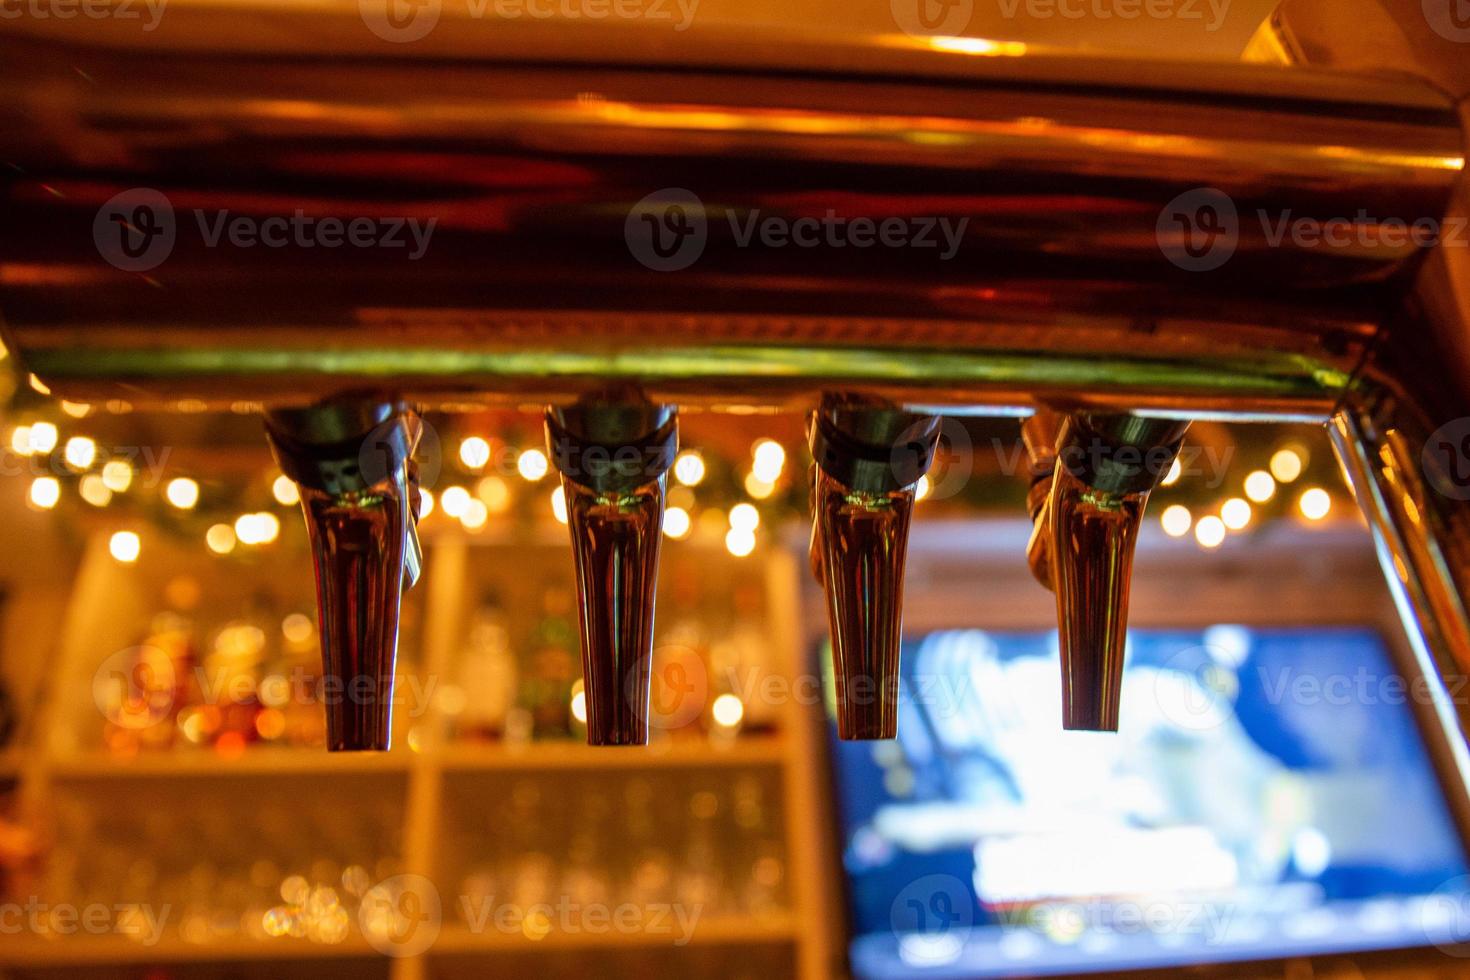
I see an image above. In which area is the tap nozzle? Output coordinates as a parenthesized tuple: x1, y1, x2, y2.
(546, 397, 677, 746)
(265, 400, 423, 752)
(1027, 411, 1187, 732)
(809, 400, 940, 740)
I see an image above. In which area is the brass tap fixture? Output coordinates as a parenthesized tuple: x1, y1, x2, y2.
(264, 400, 424, 751)
(546, 396, 678, 746)
(809, 400, 940, 740)
(1025, 412, 1189, 731)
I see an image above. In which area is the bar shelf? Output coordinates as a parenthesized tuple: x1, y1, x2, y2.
(0, 531, 833, 979)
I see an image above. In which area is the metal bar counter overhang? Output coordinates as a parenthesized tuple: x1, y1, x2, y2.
(0, 18, 1463, 418)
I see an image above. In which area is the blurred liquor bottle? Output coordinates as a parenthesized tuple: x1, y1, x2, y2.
(102, 610, 198, 755)
(455, 595, 517, 742)
(523, 587, 578, 739)
(653, 565, 713, 739)
(708, 583, 773, 736)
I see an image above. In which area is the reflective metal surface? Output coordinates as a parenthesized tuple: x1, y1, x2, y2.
(808, 403, 937, 740)
(547, 397, 676, 745)
(0, 15, 1461, 417)
(1026, 412, 1187, 731)
(264, 401, 422, 751)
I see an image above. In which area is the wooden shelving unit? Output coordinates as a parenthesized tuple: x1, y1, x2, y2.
(0, 530, 837, 980)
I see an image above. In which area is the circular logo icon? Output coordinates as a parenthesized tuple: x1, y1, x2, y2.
(625, 189, 707, 272)
(93, 188, 176, 273)
(634, 643, 709, 732)
(1153, 645, 1237, 733)
(1423, 0, 1470, 42)
(1422, 418, 1470, 500)
(360, 0, 441, 42)
(93, 645, 177, 730)
(1422, 875, 1470, 954)
(902, 416, 974, 502)
(890, 874, 974, 962)
(359, 414, 442, 491)
(1156, 187, 1239, 272)
(891, 0, 973, 38)
(359, 874, 441, 957)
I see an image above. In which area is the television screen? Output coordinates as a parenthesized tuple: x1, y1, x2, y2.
(828, 627, 1470, 978)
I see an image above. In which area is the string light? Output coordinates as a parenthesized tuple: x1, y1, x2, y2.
(725, 527, 756, 557)
(1195, 515, 1226, 549)
(517, 449, 549, 482)
(1270, 448, 1305, 483)
(1160, 457, 1183, 487)
(711, 693, 744, 728)
(477, 476, 511, 514)
(728, 503, 760, 533)
(461, 499, 489, 530)
(235, 512, 280, 545)
(206, 523, 237, 555)
(673, 451, 706, 487)
(101, 460, 134, 492)
(8, 427, 32, 456)
(27, 422, 57, 454)
(550, 486, 567, 525)
(744, 473, 776, 500)
(60, 401, 91, 419)
(1220, 498, 1252, 531)
(751, 440, 785, 483)
(570, 680, 587, 725)
(1298, 488, 1331, 521)
(28, 477, 60, 510)
(1160, 504, 1192, 537)
(417, 488, 434, 518)
(459, 436, 491, 470)
(165, 477, 200, 510)
(271, 475, 300, 506)
(663, 506, 692, 539)
(440, 487, 470, 518)
(63, 436, 96, 470)
(915, 475, 932, 501)
(79, 474, 112, 507)
(1244, 470, 1276, 503)
(109, 530, 141, 563)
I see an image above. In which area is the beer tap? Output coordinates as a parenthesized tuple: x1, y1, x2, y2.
(809, 399, 940, 740)
(1026, 410, 1188, 731)
(264, 400, 424, 751)
(546, 395, 678, 746)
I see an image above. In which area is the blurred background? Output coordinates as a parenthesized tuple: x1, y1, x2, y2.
(2, 1, 1468, 977)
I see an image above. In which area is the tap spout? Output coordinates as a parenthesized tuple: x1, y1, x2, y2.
(809, 400, 940, 740)
(546, 396, 677, 746)
(264, 400, 423, 751)
(1027, 411, 1188, 732)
